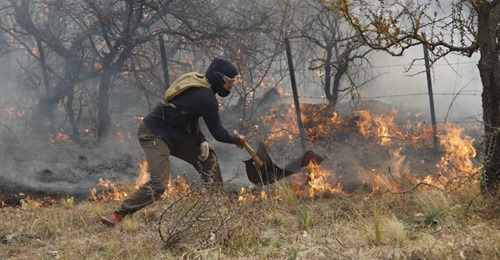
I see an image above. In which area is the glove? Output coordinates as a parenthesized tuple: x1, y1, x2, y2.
(198, 141, 210, 161)
(236, 136, 245, 148)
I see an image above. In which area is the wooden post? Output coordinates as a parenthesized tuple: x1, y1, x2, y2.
(158, 34, 170, 90)
(284, 37, 307, 153)
(422, 42, 439, 151)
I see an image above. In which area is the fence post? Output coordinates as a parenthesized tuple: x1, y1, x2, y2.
(422, 41, 439, 151)
(284, 36, 307, 153)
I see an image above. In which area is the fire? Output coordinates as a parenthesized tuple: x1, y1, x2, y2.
(249, 103, 480, 199)
(304, 162, 343, 197)
(114, 130, 133, 142)
(91, 178, 129, 201)
(4, 106, 25, 119)
(5, 106, 16, 117)
(261, 105, 298, 142)
(257, 103, 343, 143)
(355, 109, 409, 146)
(136, 160, 149, 187)
(50, 131, 71, 144)
(438, 123, 477, 174)
(31, 47, 40, 58)
(85, 103, 480, 203)
(136, 160, 191, 195)
(90, 160, 193, 201)
(302, 104, 342, 141)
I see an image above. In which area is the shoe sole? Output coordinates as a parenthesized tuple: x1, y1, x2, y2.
(100, 217, 117, 227)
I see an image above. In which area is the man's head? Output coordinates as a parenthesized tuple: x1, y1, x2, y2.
(205, 57, 238, 97)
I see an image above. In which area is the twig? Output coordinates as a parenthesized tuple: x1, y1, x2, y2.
(387, 167, 398, 183)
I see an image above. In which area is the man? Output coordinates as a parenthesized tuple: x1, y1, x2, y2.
(101, 57, 245, 226)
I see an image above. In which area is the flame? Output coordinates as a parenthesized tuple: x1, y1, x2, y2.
(257, 103, 343, 143)
(250, 103, 480, 199)
(90, 160, 193, 201)
(355, 109, 408, 146)
(5, 106, 16, 117)
(83, 103, 480, 203)
(91, 178, 129, 201)
(4, 106, 25, 119)
(32, 47, 40, 58)
(50, 131, 71, 144)
(136, 160, 149, 187)
(438, 123, 476, 173)
(304, 162, 343, 197)
(115, 130, 133, 141)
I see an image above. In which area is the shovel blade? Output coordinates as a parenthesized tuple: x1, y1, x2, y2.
(245, 143, 324, 186)
(244, 143, 293, 185)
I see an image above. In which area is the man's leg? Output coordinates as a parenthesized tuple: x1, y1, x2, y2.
(170, 134, 223, 184)
(115, 123, 171, 215)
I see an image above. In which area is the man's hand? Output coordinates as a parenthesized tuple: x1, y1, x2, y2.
(236, 136, 245, 148)
(198, 141, 210, 161)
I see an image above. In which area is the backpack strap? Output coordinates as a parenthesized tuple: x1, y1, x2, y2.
(162, 72, 211, 104)
(164, 103, 192, 119)
(162, 72, 211, 120)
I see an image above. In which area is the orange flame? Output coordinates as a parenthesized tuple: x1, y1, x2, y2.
(251, 103, 480, 198)
(90, 160, 194, 201)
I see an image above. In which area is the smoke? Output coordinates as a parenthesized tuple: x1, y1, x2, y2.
(362, 48, 482, 123)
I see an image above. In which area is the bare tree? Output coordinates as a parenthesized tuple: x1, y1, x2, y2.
(328, 0, 500, 192)
(3, 0, 87, 140)
(295, 0, 373, 108)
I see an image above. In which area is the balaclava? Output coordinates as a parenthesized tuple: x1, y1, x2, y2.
(205, 57, 238, 97)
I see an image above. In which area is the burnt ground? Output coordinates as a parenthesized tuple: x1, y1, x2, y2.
(0, 162, 140, 207)
(0, 138, 142, 206)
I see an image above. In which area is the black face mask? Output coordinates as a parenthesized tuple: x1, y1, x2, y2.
(217, 88, 230, 97)
(205, 57, 238, 98)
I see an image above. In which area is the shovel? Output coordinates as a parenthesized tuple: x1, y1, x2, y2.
(243, 142, 324, 186)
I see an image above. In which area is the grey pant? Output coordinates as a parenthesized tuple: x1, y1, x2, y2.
(116, 123, 223, 215)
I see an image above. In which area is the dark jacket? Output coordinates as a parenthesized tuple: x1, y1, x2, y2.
(143, 86, 239, 149)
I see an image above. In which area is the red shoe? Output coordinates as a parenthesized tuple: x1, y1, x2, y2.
(100, 212, 123, 226)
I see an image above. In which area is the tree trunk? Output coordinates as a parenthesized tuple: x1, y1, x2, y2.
(331, 66, 342, 108)
(61, 57, 82, 142)
(332, 59, 348, 109)
(95, 44, 135, 141)
(324, 48, 333, 104)
(97, 65, 113, 141)
(477, 3, 500, 193)
(37, 38, 56, 134)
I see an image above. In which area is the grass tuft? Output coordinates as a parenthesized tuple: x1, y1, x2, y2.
(360, 213, 406, 247)
(408, 190, 450, 226)
(277, 182, 300, 207)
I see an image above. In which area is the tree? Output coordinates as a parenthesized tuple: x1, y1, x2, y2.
(295, 0, 373, 108)
(327, 0, 500, 192)
(4, 0, 86, 140)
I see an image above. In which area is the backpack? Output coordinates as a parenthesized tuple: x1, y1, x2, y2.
(162, 72, 211, 104)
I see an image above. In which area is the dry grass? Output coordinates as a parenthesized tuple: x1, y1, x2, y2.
(1, 185, 499, 260)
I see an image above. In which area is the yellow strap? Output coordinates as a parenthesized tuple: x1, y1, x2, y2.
(162, 72, 211, 104)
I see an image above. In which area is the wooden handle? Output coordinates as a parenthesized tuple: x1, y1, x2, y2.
(243, 142, 264, 167)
